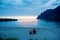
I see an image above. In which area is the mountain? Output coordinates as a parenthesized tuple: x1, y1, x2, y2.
(37, 6, 60, 21)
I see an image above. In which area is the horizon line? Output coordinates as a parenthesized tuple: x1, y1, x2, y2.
(0, 16, 37, 19)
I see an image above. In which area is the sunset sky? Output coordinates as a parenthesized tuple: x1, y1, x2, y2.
(0, 0, 60, 16)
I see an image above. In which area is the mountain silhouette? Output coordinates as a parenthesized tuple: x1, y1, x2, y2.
(37, 6, 60, 21)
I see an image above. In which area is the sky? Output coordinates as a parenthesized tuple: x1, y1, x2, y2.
(0, 0, 60, 16)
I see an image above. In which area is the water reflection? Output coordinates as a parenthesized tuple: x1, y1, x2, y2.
(0, 19, 60, 28)
(38, 19, 60, 28)
(18, 19, 37, 27)
(0, 19, 60, 40)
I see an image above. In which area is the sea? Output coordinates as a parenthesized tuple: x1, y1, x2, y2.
(0, 19, 60, 40)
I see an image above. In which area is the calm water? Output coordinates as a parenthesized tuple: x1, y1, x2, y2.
(0, 19, 60, 40)
(0, 19, 60, 28)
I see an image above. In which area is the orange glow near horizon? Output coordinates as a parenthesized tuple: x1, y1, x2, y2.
(0, 16, 37, 19)
(0, 16, 37, 27)
(18, 18, 37, 27)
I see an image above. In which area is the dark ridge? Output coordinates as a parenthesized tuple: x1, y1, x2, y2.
(0, 18, 17, 22)
(37, 6, 60, 22)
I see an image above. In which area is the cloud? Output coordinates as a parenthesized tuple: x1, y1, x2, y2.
(53, 0, 60, 6)
(44, 0, 56, 6)
(0, 0, 60, 16)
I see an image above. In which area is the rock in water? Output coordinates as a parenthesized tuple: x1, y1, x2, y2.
(29, 29, 36, 35)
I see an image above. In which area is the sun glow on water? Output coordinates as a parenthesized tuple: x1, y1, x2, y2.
(0, 16, 37, 27)
(0, 16, 38, 27)
(17, 16, 37, 27)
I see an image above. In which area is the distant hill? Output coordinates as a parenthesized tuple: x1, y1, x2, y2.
(37, 6, 60, 21)
(0, 18, 17, 22)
